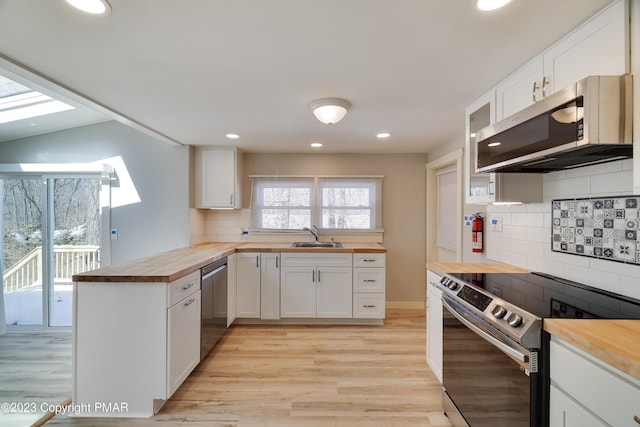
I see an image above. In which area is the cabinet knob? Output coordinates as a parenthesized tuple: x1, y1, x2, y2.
(634, 415, 640, 424)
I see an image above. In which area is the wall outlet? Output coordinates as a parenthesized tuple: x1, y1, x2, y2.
(490, 217, 502, 232)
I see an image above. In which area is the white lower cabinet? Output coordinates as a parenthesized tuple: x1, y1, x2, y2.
(227, 253, 237, 327)
(280, 253, 353, 318)
(236, 252, 261, 318)
(549, 337, 640, 427)
(73, 270, 201, 417)
(426, 269, 443, 383)
(260, 253, 280, 320)
(167, 288, 201, 397)
(353, 253, 386, 318)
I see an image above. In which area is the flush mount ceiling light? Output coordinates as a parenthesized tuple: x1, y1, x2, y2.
(309, 98, 351, 124)
(64, 0, 111, 15)
(477, 0, 511, 11)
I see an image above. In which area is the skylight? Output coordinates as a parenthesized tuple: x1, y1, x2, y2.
(0, 75, 75, 124)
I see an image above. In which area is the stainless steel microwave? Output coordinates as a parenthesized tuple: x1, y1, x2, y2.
(475, 75, 632, 173)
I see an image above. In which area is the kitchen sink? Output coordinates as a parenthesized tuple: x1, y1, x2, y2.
(290, 241, 343, 248)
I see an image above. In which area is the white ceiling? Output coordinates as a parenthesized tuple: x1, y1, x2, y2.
(0, 0, 614, 153)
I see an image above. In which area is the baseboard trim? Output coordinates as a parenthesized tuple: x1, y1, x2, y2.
(386, 301, 425, 309)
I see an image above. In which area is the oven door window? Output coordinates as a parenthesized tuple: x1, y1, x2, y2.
(443, 305, 532, 427)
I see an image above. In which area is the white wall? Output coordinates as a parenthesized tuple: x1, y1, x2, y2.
(486, 158, 640, 300)
(0, 121, 190, 265)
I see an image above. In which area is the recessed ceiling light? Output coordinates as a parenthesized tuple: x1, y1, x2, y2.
(64, 0, 111, 15)
(310, 142, 323, 148)
(226, 133, 239, 139)
(477, 0, 511, 11)
(376, 132, 391, 139)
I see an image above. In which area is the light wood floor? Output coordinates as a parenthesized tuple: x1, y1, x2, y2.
(0, 330, 72, 427)
(48, 309, 451, 426)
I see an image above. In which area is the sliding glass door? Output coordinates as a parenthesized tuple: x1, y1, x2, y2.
(2, 174, 103, 328)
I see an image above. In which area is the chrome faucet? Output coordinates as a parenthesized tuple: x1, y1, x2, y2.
(302, 225, 320, 241)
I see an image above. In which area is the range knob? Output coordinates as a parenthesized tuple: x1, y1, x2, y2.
(506, 312, 523, 328)
(447, 280, 459, 291)
(491, 305, 507, 319)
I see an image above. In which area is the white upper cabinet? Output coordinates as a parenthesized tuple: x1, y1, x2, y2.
(496, 0, 629, 121)
(465, 90, 542, 204)
(195, 147, 242, 209)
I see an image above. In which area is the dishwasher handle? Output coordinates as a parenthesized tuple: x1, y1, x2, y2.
(202, 264, 227, 281)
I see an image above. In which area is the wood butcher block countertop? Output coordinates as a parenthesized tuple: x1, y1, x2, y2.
(73, 242, 386, 283)
(545, 319, 640, 382)
(426, 262, 530, 276)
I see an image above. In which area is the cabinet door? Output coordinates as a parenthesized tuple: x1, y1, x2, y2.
(543, 0, 628, 96)
(549, 385, 607, 427)
(167, 290, 201, 397)
(196, 149, 237, 208)
(280, 266, 316, 317)
(260, 253, 280, 320)
(317, 267, 352, 318)
(426, 280, 443, 383)
(465, 90, 497, 204)
(236, 252, 260, 318)
(227, 253, 237, 327)
(496, 56, 544, 120)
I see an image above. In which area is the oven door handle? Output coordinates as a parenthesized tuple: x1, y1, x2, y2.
(442, 296, 531, 365)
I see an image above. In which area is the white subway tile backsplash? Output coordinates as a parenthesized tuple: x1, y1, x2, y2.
(501, 225, 528, 240)
(487, 248, 527, 268)
(525, 256, 565, 277)
(565, 160, 623, 179)
(620, 275, 640, 300)
(526, 227, 550, 244)
(589, 170, 633, 196)
(544, 176, 591, 198)
(514, 240, 544, 258)
(563, 264, 621, 294)
(512, 212, 543, 227)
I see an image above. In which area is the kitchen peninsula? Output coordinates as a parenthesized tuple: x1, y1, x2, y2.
(72, 242, 386, 418)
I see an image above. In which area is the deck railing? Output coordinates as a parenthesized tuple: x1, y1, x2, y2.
(3, 245, 100, 294)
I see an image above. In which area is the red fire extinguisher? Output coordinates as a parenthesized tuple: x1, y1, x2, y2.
(472, 213, 484, 253)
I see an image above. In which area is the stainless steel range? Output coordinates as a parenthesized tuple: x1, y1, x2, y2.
(435, 271, 640, 427)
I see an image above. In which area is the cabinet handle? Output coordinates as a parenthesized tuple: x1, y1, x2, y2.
(184, 297, 196, 307)
(532, 80, 540, 102)
(229, 194, 233, 205)
(364, 305, 376, 308)
(363, 259, 376, 263)
(634, 415, 640, 424)
(317, 270, 321, 282)
(542, 75, 550, 98)
(182, 282, 194, 290)
(276, 255, 278, 268)
(256, 256, 259, 268)
(364, 279, 376, 283)
(312, 270, 315, 282)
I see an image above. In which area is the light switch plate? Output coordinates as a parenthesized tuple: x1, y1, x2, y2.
(111, 229, 118, 240)
(490, 217, 502, 232)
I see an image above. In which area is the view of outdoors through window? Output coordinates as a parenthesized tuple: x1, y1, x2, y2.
(321, 185, 371, 229)
(261, 185, 312, 229)
(2, 177, 100, 327)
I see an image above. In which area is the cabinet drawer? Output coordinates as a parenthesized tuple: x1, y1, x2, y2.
(353, 268, 385, 292)
(353, 293, 385, 319)
(168, 270, 201, 307)
(281, 253, 352, 267)
(353, 253, 385, 268)
(550, 339, 640, 426)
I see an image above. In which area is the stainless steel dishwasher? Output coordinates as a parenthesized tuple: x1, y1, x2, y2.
(200, 257, 228, 361)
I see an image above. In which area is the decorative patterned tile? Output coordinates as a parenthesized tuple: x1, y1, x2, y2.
(552, 196, 640, 265)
